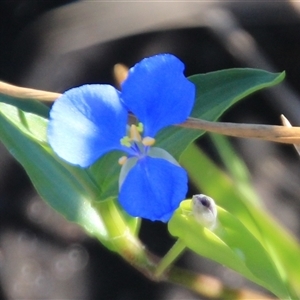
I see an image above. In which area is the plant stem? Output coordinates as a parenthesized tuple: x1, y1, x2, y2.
(155, 238, 186, 278)
(112, 233, 275, 299)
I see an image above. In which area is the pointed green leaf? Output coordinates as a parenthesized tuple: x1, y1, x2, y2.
(169, 200, 291, 299)
(0, 98, 139, 250)
(181, 142, 300, 297)
(0, 102, 107, 235)
(0, 92, 49, 117)
(156, 69, 285, 159)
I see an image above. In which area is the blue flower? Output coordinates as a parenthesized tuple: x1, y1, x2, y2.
(48, 54, 195, 222)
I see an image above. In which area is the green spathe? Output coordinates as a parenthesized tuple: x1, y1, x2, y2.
(168, 200, 291, 299)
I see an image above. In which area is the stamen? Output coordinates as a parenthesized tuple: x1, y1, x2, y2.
(142, 137, 155, 146)
(118, 156, 128, 165)
(137, 122, 144, 133)
(130, 124, 142, 142)
(120, 136, 131, 147)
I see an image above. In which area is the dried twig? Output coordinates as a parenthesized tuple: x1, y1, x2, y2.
(1, 80, 300, 146)
(0, 81, 60, 102)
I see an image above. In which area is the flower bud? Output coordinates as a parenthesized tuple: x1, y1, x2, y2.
(192, 194, 217, 229)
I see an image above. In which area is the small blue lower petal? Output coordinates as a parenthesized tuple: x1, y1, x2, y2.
(121, 54, 195, 137)
(48, 84, 127, 167)
(119, 156, 188, 222)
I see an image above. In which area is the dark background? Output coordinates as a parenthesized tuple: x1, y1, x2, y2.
(1, 1, 300, 299)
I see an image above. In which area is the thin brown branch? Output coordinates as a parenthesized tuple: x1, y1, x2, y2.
(281, 114, 300, 155)
(179, 117, 300, 144)
(0, 81, 61, 102)
(1, 80, 300, 146)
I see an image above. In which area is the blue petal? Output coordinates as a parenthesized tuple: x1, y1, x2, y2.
(121, 54, 195, 137)
(119, 156, 188, 222)
(48, 84, 127, 167)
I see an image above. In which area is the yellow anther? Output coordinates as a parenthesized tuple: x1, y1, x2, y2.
(137, 122, 144, 133)
(118, 156, 128, 165)
(130, 124, 142, 142)
(142, 137, 155, 146)
(120, 136, 131, 147)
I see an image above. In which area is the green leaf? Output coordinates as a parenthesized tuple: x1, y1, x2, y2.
(0, 99, 139, 250)
(0, 92, 49, 117)
(156, 69, 285, 160)
(0, 102, 106, 234)
(209, 133, 261, 206)
(180, 142, 300, 297)
(88, 151, 121, 200)
(169, 200, 291, 299)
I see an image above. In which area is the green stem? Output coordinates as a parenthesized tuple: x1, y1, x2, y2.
(155, 238, 186, 278)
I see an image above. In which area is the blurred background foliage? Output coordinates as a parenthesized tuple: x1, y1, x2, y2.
(1, 1, 300, 299)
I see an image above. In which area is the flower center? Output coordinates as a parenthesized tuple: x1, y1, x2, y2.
(119, 123, 155, 165)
